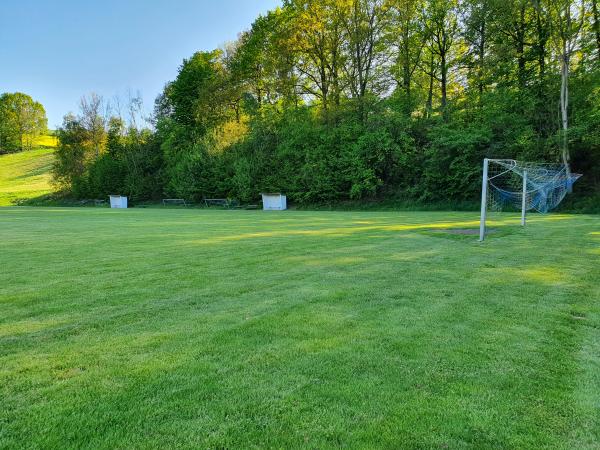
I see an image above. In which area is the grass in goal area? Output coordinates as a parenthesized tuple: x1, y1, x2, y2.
(0, 208, 598, 448)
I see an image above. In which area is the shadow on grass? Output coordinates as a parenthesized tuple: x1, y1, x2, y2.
(13, 163, 54, 180)
(13, 192, 82, 207)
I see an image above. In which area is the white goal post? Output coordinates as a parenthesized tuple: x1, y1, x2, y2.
(479, 158, 580, 241)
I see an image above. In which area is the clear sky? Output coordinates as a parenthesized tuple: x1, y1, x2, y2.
(1, 0, 281, 128)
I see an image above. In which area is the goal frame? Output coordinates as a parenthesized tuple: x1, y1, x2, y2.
(479, 158, 528, 242)
(162, 198, 188, 207)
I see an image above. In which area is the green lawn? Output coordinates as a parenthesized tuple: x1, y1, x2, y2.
(0, 148, 55, 206)
(1, 208, 598, 449)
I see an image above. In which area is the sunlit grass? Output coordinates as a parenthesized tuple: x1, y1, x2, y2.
(0, 147, 55, 206)
(0, 208, 598, 448)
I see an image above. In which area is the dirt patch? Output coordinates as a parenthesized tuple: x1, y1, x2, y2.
(430, 228, 497, 235)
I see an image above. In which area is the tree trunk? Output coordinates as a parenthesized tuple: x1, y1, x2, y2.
(332, 41, 341, 107)
(534, 3, 547, 80)
(440, 50, 447, 119)
(593, 0, 600, 63)
(401, 27, 412, 115)
(18, 127, 24, 152)
(320, 62, 329, 116)
(516, 5, 527, 89)
(560, 53, 569, 155)
(426, 55, 435, 118)
(478, 21, 486, 102)
(560, 51, 572, 186)
(403, 49, 411, 114)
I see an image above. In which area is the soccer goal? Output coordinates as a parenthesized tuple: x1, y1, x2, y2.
(162, 198, 188, 207)
(479, 159, 581, 241)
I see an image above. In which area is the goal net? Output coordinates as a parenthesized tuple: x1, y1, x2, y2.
(479, 159, 581, 241)
(162, 198, 188, 207)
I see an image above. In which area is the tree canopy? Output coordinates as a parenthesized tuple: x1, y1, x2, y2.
(0, 92, 47, 153)
(53, 0, 600, 211)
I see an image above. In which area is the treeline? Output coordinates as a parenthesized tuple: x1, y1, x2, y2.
(54, 0, 600, 210)
(0, 93, 48, 153)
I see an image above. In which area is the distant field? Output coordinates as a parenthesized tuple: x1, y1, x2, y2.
(1, 208, 598, 448)
(34, 133, 58, 148)
(0, 147, 55, 206)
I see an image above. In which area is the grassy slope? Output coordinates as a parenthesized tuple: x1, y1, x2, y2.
(0, 208, 598, 449)
(0, 137, 56, 206)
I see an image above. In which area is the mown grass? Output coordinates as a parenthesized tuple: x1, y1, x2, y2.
(0, 208, 598, 449)
(0, 147, 55, 206)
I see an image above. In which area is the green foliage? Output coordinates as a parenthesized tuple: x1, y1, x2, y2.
(52, 0, 600, 211)
(0, 92, 47, 153)
(421, 122, 491, 201)
(53, 110, 164, 201)
(52, 114, 89, 193)
(85, 154, 127, 198)
(166, 50, 231, 133)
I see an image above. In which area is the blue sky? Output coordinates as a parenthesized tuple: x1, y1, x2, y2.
(1, 0, 281, 128)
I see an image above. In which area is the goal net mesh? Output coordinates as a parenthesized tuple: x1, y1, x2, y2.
(487, 160, 581, 213)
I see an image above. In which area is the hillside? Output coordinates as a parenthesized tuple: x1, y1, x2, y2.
(0, 142, 56, 206)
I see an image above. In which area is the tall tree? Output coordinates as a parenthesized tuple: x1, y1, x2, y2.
(52, 114, 89, 189)
(79, 93, 107, 158)
(423, 0, 458, 118)
(0, 92, 47, 152)
(230, 11, 292, 110)
(462, 0, 493, 102)
(532, 0, 551, 81)
(164, 50, 231, 134)
(389, 0, 426, 114)
(492, 0, 534, 89)
(549, 0, 585, 173)
(342, 0, 390, 116)
(590, 0, 600, 62)
(286, 0, 346, 115)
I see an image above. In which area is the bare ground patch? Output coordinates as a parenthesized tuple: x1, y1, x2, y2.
(429, 228, 497, 235)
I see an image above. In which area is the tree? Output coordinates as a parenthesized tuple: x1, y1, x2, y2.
(491, 0, 534, 89)
(591, 0, 600, 63)
(0, 92, 47, 153)
(283, 0, 347, 116)
(389, 0, 426, 115)
(423, 0, 458, 119)
(549, 0, 585, 175)
(49, 0, 600, 211)
(341, 0, 390, 119)
(461, 0, 493, 102)
(231, 8, 298, 112)
(165, 50, 231, 134)
(79, 93, 107, 158)
(52, 114, 89, 191)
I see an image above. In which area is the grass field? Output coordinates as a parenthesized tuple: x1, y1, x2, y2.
(0, 146, 55, 206)
(1, 208, 599, 449)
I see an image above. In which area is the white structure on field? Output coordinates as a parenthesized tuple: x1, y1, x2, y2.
(479, 159, 580, 241)
(109, 195, 128, 209)
(261, 193, 287, 211)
